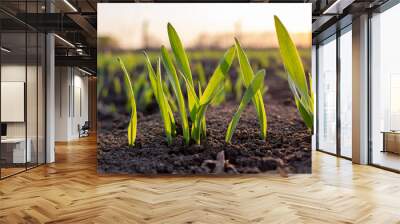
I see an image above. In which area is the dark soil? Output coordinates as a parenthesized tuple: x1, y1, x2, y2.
(97, 74, 311, 175)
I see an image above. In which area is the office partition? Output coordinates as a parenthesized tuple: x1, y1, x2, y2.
(315, 21, 353, 159)
(317, 35, 337, 155)
(339, 26, 352, 159)
(370, 2, 400, 171)
(0, 1, 46, 179)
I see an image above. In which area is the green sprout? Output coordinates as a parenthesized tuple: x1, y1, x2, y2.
(226, 70, 266, 143)
(161, 45, 191, 145)
(274, 15, 314, 129)
(167, 23, 197, 122)
(117, 57, 137, 146)
(166, 23, 235, 144)
(125, 20, 311, 146)
(235, 38, 267, 140)
(144, 54, 176, 145)
(190, 46, 236, 144)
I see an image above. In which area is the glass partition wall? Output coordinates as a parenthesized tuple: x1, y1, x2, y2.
(0, 3, 46, 179)
(370, 3, 400, 171)
(315, 0, 400, 172)
(317, 35, 337, 155)
(339, 27, 352, 159)
(316, 25, 352, 159)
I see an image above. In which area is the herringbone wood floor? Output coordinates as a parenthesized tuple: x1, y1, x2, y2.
(1, 135, 400, 224)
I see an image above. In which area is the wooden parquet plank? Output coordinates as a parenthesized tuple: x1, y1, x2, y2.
(0, 135, 400, 223)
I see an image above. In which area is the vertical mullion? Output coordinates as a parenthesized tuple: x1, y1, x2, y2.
(316, 44, 319, 151)
(44, 34, 47, 164)
(44, 0, 48, 164)
(367, 11, 373, 165)
(36, 0, 39, 167)
(336, 30, 341, 157)
(25, 0, 28, 171)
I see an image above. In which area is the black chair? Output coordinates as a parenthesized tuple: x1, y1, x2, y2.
(79, 121, 90, 138)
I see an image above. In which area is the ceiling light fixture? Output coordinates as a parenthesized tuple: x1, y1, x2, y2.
(63, 0, 78, 12)
(322, 0, 354, 15)
(54, 34, 75, 48)
(1, 47, 11, 53)
(78, 67, 92, 76)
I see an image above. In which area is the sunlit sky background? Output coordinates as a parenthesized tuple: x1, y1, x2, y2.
(98, 3, 311, 49)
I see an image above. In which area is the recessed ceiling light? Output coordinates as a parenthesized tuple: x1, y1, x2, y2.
(78, 67, 92, 76)
(63, 0, 78, 12)
(323, 0, 354, 15)
(54, 34, 75, 48)
(1, 47, 11, 53)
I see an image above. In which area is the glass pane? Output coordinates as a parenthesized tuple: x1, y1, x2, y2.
(340, 29, 352, 158)
(1, 30, 27, 177)
(27, 30, 38, 169)
(26, 0, 39, 169)
(318, 36, 337, 154)
(371, 4, 400, 171)
(38, 33, 45, 165)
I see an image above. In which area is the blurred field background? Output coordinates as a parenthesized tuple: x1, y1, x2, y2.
(97, 3, 311, 116)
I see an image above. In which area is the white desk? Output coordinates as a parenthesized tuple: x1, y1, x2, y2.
(1, 138, 31, 163)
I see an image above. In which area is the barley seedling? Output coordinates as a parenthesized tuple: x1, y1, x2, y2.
(117, 57, 137, 146)
(226, 70, 266, 143)
(274, 15, 313, 129)
(235, 38, 268, 140)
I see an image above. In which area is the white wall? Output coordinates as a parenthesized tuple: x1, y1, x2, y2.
(55, 66, 70, 141)
(1, 65, 29, 138)
(55, 67, 89, 141)
(72, 73, 89, 138)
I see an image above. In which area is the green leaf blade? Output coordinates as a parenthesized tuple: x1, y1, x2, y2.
(295, 97, 313, 129)
(167, 23, 193, 85)
(274, 15, 314, 130)
(144, 53, 159, 103)
(189, 46, 235, 144)
(168, 23, 198, 122)
(226, 70, 266, 143)
(161, 46, 190, 145)
(199, 45, 236, 105)
(234, 39, 254, 87)
(274, 15, 308, 102)
(198, 83, 207, 138)
(235, 40, 267, 139)
(117, 57, 137, 146)
(156, 59, 173, 144)
(145, 54, 174, 144)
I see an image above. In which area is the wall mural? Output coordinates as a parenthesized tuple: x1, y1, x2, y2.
(97, 3, 312, 175)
